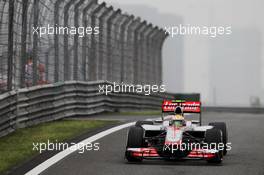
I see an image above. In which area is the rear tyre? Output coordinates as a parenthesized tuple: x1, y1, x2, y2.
(209, 122, 228, 155)
(135, 120, 154, 127)
(126, 126, 144, 162)
(205, 128, 223, 164)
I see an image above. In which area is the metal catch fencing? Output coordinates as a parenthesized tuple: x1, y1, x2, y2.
(0, 0, 167, 94)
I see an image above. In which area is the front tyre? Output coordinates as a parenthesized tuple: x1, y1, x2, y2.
(205, 128, 223, 164)
(126, 126, 144, 162)
(209, 122, 228, 155)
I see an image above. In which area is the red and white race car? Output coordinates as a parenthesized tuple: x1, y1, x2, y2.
(125, 100, 228, 164)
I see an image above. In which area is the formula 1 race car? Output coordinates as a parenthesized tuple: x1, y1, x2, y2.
(125, 100, 228, 164)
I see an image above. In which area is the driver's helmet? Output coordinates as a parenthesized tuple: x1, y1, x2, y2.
(170, 119, 185, 127)
(170, 106, 185, 127)
(174, 106, 183, 115)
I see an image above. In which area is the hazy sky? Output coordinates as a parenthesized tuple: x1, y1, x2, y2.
(103, 0, 264, 106)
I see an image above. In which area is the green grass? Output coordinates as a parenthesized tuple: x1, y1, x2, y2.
(0, 120, 115, 174)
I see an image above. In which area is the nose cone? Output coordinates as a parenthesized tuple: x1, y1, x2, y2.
(165, 127, 183, 143)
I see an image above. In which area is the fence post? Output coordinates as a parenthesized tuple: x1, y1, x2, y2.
(20, 0, 29, 88)
(160, 30, 169, 85)
(133, 21, 146, 84)
(155, 29, 168, 85)
(105, 9, 121, 82)
(120, 15, 133, 83)
(98, 6, 113, 80)
(82, 0, 98, 81)
(7, 0, 15, 91)
(110, 12, 124, 83)
(88, 2, 106, 81)
(73, 0, 85, 81)
(126, 17, 140, 84)
(63, 0, 75, 81)
(54, 0, 63, 83)
(32, 0, 40, 86)
(140, 24, 152, 84)
(148, 27, 159, 84)
(45, 52, 49, 82)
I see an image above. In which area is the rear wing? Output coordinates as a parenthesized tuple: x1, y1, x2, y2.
(162, 100, 202, 125)
(162, 100, 201, 113)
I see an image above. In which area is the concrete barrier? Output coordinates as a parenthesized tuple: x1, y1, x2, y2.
(0, 81, 175, 137)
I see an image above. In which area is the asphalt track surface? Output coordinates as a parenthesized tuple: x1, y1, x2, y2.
(41, 112, 264, 175)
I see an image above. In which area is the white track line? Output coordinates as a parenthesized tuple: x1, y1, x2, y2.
(25, 122, 135, 175)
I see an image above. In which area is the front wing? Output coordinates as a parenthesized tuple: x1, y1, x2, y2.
(126, 147, 218, 160)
